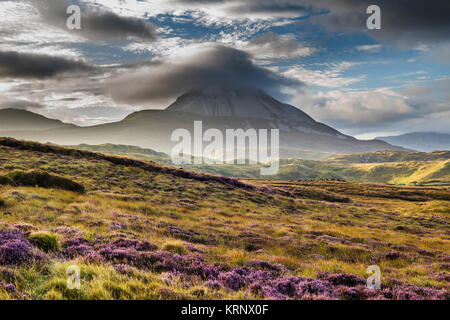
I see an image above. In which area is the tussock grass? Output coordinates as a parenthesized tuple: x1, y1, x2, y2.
(162, 241, 187, 255)
(6, 170, 85, 193)
(28, 232, 61, 253)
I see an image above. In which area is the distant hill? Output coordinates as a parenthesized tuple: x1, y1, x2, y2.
(0, 108, 74, 132)
(71, 143, 450, 186)
(328, 150, 450, 164)
(376, 132, 450, 152)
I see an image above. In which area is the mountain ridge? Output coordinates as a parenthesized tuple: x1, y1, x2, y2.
(0, 89, 408, 156)
(0, 108, 75, 132)
(376, 132, 450, 152)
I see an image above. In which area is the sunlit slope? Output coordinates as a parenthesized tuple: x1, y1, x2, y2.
(69, 144, 450, 186)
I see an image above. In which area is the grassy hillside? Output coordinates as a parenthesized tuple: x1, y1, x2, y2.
(69, 144, 450, 186)
(347, 160, 450, 186)
(72, 143, 170, 164)
(328, 150, 450, 163)
(0, 138, 448, 300)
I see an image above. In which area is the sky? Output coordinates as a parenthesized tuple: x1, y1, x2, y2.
(0, 0, 449, 139)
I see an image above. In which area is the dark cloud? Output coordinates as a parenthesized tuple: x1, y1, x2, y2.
(175, 0, 312, 16)
(228, 0, 313, 15)
(0, 51, 93, 79)
(306, 0, 450, 47)
(32, 0, 157, 42)
(178, 0, 450, 46)
(108, 44, 303, 105)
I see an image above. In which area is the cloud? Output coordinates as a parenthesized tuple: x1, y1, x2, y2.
(0, 51, 93, 79)
(243, 32, 316, 60)
(108, 44, 303, 106)
(283, 62, 364, 88)
(32, 0, 157, 42)
(356, 44, 382, 52)
(428, 44, 450, 64)
(174, 0, 313, 18)
(225, 0, 313, 17)
(306, 0, 450, 47)
(291, 82, 450, 132)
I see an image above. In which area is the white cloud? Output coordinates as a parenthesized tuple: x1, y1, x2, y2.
(356, 44, 382, 52)
(0, 1, 85, 57)
(283, 62, 364, 88)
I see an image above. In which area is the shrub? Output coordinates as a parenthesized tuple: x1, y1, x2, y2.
(162, 241, 186, 255)
(28, 232, 61, 253)
(6, 170, 85, 193)
(0, 197, 5, 207)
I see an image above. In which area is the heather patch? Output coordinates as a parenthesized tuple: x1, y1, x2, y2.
(164, 224, 215, 245)
(0, 230, 46, 266)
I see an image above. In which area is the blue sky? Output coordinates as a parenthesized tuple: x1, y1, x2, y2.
(0, 0, 449, 139)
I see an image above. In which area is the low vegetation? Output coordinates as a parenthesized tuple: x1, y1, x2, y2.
(0, 138, 448, 300)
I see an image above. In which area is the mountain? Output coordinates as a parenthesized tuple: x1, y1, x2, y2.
(376, 132, 450, 152)
(0, 108, 74, 132)
(167, 88, 346, 138)
(0, 89, 407, 156)
(167, 88, 316, 122)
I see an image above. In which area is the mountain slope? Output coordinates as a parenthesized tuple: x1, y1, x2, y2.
(377, 132, 450, 152)
(0, 108, 74, 132)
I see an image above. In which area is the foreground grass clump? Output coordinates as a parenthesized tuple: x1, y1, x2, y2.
(6, 170, 85, 193)
(27, 232, 60, 253)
